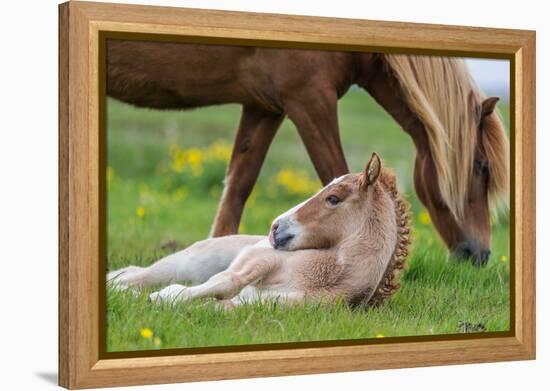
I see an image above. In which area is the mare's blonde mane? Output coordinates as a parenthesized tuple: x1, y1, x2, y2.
(382, 54, 509, 218)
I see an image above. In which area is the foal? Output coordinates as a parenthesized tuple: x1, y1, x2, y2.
(108, 154, 411, 308)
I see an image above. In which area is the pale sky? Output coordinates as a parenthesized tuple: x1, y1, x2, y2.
(465, 58, 510, 100)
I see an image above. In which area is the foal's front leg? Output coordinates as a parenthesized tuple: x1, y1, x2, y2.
(150, 247, 278, 304)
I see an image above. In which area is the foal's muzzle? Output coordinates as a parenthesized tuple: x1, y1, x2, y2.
(269, 219, 295, 250)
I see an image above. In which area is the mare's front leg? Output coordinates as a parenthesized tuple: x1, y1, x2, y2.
(150, 246, 279, 304)
(286, 90, 349, 184)
(210, 107, 284, 237)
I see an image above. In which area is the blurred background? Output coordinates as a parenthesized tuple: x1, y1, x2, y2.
(106, 55, 510, 266)
(466, 59, 510, 99)
(105, 52, 511, 350)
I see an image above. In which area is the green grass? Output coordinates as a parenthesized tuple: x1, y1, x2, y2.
(106, 89, 510, 352)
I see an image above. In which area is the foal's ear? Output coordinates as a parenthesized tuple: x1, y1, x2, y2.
(481, 97, 500, 117)
(362, 152, 382, 190)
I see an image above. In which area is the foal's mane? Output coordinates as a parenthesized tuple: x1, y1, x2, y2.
(366, 169, 411, 307)
(382, 54, 509, 218)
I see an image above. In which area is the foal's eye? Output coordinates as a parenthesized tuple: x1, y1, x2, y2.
(326, 195, 341, 206)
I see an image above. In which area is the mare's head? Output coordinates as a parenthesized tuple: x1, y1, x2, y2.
(413, 95, 509, 266)
(382, 55, 509, 266)
(269, 153, 395, 251)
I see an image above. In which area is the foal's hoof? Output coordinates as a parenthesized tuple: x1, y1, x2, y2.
(149, 292, 161, 303)
(149, 285, 189, 304)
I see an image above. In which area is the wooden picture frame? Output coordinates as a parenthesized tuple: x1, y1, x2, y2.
(58, 1, 536, 388)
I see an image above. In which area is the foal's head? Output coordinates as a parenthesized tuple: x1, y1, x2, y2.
(269, 153, 394, 251)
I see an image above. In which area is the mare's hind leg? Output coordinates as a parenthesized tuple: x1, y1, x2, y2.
(286, 91, 349, 184)
(210, 107, 284, 237)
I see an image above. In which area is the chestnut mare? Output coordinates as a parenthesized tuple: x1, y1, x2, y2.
(107, 41, 509, 265)
(108, 154, 411, 308)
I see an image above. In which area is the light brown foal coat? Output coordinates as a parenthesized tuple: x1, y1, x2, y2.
(110, 155, 411, 308)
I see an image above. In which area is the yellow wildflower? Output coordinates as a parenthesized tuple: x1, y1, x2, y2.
(182, 148, 204, 177)
(153, 337, 162, 347)
(170, 144, 186, 173)
(207, 140, 232, 162)
(169, 141, 230, 176)
(140, 328, 153, 339)
(185, 148, 203, 166)
(275, 168, 319, 196)
(375, 333, 385, 338)
(136, 207, 145, 218)
(501, 255, 508, 262)
(418, 210, 431, 225)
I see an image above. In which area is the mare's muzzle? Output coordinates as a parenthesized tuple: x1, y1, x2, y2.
(451, 240, 491, 267)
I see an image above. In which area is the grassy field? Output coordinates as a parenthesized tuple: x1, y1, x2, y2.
(106, 89, 510, 352)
